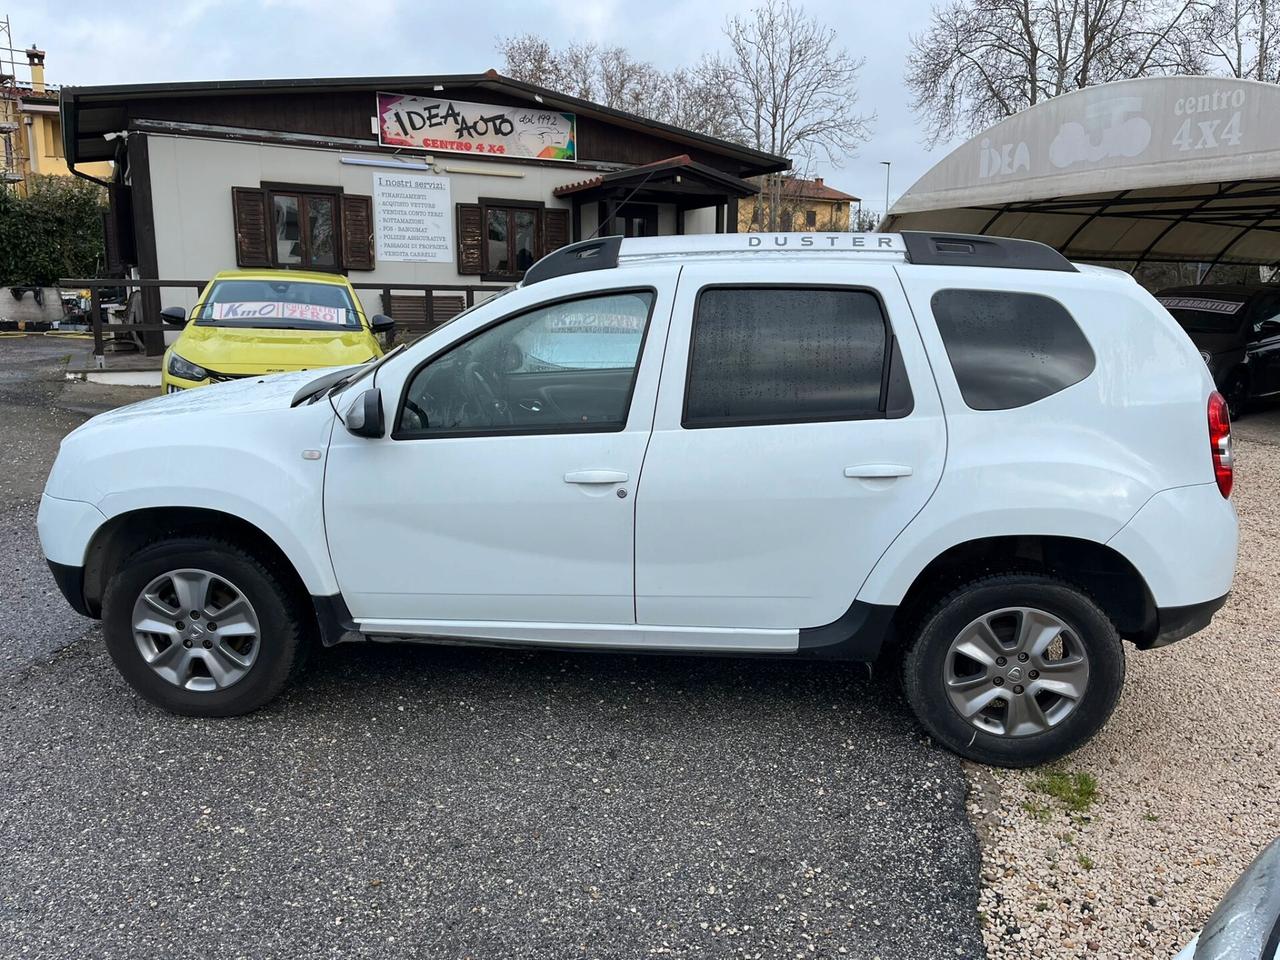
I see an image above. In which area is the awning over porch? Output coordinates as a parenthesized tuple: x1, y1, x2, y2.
(554, 154, 760, 236)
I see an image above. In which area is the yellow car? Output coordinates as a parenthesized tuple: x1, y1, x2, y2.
(160, 270, 394, 393)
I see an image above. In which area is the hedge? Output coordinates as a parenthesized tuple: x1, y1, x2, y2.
(0, 175, 107, 287)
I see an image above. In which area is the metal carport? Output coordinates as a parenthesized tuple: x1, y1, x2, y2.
(883, 76, 1280, 271)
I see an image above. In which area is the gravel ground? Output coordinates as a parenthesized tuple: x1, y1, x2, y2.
(0, 335, 987, 960)
(0, 336, 148, 676)
(0, 643, 986, 960)
(972, 418, 1280, 960)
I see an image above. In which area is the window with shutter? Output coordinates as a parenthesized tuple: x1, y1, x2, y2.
(544, 208, 570, 253)
(234, 184, 359, 272)
(342, 195, 374, 271)
(231, 187, 271, 267)
(456, 203, 484, 275)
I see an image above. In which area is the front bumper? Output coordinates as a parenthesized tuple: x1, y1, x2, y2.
(48, 560, 93, 617)
(37, 494, 108, 617)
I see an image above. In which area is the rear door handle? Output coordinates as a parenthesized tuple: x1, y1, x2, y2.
(564, 470, 629, 484)
(844, 464, 913, 479)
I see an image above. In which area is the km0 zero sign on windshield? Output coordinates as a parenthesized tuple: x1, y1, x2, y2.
(211, 302, 346, 324)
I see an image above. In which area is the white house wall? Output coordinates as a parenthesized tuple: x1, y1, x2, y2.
(145, 133, 727, 315)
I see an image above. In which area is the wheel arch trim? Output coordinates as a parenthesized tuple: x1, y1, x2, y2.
(81, 503, 335, 616)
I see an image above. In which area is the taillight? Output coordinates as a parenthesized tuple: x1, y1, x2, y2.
(1208, 391, 1233, 498)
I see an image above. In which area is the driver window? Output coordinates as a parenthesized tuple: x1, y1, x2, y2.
(1252, 297, 1280, 341)
(397, 290, 654, 437)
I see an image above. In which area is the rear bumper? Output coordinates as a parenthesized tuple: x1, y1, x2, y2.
(1107, 482, 1237, 607)
(1138, 593, 1229, 650)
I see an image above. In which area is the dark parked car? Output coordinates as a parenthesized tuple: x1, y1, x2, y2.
(1157, 284, 1280, 418)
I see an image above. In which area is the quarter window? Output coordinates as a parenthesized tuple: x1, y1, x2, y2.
(683, 287, 889, 428)
(398, 291, 654, 438)
(930, 289, 1095, 410)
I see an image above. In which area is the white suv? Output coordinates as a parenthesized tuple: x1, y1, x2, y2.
(38, 232, 1238, 767)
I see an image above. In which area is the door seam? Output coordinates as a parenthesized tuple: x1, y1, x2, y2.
(632, 264, 683, 624)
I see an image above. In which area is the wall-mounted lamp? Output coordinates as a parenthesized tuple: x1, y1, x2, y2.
(340, 154, 434, 171)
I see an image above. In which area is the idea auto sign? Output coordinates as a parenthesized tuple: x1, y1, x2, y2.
(376, 92, 576, 162)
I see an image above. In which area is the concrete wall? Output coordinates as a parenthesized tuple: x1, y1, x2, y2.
(0, 287, 63, 324)
(145, 134, 726, 316)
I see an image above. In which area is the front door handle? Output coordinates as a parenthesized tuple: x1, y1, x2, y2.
(564, 470, 629, 484)
(844, 464, 913, 479)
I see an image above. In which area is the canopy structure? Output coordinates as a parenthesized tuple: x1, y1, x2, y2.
(884, 76, 1280, 268)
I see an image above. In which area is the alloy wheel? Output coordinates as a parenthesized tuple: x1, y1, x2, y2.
(130, 568, 261, 692)
(943, 606, 1090, 738)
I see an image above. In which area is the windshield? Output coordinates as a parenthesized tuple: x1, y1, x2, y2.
(1158, 296, 1247, 335)
(195, 279, 362, 330)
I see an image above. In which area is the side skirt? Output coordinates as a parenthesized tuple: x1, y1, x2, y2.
(315, 598, 899, 662)
(353, 619, 799, 654)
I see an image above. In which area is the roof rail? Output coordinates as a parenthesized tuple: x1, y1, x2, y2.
(900, 231, 1077, 272)
(522, 230, 1076, 286)
(523, 236, 623, 286)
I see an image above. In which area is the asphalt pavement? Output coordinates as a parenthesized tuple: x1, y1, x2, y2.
(0, 334, 985, 960)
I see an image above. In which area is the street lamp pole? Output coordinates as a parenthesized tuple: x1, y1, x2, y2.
(880, 161, 891, 220)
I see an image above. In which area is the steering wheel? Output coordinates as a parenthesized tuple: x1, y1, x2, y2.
(402, 397, 430, 431)
(461, 361, 511, 427)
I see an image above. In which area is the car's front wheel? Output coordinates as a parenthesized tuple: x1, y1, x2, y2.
(101, 537, 309, 716)
(902, 575, 1125, 767)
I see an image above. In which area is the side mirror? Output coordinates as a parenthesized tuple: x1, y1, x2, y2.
(160, 306, 187, 326)
(1257, 319, 1280, 339)
(343, 388, 385, 438)
(371, 314, 396, 335)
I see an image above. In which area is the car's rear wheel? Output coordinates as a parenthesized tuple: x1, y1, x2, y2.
(902, 574, 1125, 767)
(1223, 369, 1249, 421)
(102, 537, 309, 716)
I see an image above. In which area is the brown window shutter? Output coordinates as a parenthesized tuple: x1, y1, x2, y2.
(231, 187, 270, 267)
(102, 209, 121, 274)
(543, 207, 571, 254)
(456, 203, 484, 275)
(341, 194, 375, 271)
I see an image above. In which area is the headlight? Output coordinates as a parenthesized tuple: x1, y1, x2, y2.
(1199, 350, 1213, 368)
(167, 353, 208, 382)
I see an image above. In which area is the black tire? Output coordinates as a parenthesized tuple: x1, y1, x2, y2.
(902, 574, 1125, 768)
(102, 537, 310, 716)
(1222, 369, 1249, 421)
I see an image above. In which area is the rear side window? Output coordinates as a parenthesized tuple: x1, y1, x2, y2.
(684, 287, 890, 428)
(930, 290, 1095, 410)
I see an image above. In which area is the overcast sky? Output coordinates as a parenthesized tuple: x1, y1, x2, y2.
(6, 0, 959, 214)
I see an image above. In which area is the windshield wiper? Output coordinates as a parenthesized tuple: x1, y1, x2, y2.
(291, 367, 360, 406)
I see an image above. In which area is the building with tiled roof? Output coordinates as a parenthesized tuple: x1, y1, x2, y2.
(739, 176, 861, 232)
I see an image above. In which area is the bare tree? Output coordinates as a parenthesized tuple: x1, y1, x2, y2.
(717, 0, 874, 165)
(664, 59, 746, 143)
(1201, 0, 1280, 80)
(907, 0, 1208, 145)
(497, 35, 741, 140)
(498, 0, 875, 174)
(497, 34, 566, 91)
(851, 206, 882, 232)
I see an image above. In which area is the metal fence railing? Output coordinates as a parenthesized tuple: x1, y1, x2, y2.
(59, 278, 509, 367)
